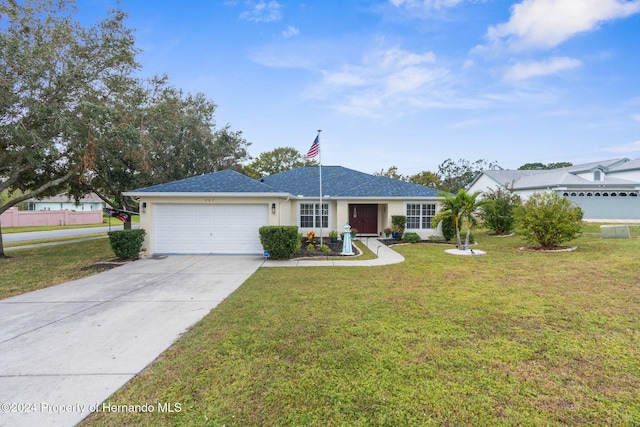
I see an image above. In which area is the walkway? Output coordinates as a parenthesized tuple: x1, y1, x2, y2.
(262, 237, 404, 267)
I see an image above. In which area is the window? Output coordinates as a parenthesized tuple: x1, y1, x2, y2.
(594, 170, 602, 181)
(299, 203, 328, 228)
(406, 203, 437, 229)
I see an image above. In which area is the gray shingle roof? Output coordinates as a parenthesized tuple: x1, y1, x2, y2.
(127, 166, 441, 198)
(261, 166, 440, 197)
(128, 169, 280, 193)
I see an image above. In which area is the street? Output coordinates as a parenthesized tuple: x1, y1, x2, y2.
(3, 225, 138, 243)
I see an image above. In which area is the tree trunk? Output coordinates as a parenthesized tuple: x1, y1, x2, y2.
(0, 222, 5, 258)
(464, 224, 472, 249)
(454, 217, 462, 250)
(124, 218, 132, 230)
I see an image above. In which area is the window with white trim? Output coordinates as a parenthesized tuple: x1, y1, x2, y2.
(300, 203, 328, 228)
(406, 203, 437, 229)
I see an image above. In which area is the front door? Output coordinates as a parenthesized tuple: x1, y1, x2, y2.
(349, 204, 378, 235)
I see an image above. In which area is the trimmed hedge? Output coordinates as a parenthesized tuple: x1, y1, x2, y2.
(259, 226, 301, 259)
(108, 229, 146, 259)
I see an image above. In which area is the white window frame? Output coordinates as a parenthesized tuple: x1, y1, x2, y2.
(299, 202, 329, 229)
(406, 202, 437, 230)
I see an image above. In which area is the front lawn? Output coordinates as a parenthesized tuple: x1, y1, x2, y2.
(0, 239, 115, 299)
(83, 225, 640, 426)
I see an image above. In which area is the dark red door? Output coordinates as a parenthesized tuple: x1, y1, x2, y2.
(349, 204, 377, 234)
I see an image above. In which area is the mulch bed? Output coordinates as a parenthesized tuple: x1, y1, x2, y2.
(81, 258, 133, 272)
(295, 239, 355, 258)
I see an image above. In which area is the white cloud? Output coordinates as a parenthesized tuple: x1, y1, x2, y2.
(240, 1, 282, 23)
(282, 26, 299, 38)
(604, 140, 640, 153)
(481, 0, 640, 52)
(316, 48, 450, 118)
(504, 56, 582, 80)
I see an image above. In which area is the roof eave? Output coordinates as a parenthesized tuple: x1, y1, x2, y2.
(123, 191, 292, 198)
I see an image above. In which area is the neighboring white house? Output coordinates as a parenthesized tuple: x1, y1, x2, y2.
(23, 193, 105, 212)
(468, 158, 640, 221)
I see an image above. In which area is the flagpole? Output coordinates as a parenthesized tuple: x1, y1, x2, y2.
(317, 129, 323, 246)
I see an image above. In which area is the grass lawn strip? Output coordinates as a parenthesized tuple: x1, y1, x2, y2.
(82, 224, 640, 426)
(0, 239, 116, 300)
(4, 233, 107, 248)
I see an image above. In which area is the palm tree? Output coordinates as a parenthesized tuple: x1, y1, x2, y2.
(432, 189, 482, 250)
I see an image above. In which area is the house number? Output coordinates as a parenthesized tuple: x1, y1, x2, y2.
(204, 198, 215, 202)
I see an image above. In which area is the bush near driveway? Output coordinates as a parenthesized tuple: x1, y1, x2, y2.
(108, 229, 146, 259)
(259, 226, 300, 259)
(83, 225, 640, 426)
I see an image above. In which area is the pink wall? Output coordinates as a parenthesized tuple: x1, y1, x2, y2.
(0, 207, 103, 227)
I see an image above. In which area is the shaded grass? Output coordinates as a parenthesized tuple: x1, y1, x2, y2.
(0, 239, 115, 299)
(83, 227, 640, 425)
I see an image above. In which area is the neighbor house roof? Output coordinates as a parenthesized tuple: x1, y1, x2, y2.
(261, 166, 440, 198)
(125, 166, 441, 198)
(470, 158, 640, 191)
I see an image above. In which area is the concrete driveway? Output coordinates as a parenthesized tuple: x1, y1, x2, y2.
(0, 255, 263, 427)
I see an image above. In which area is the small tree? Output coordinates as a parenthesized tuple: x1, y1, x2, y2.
(432, 189, 482, 250)
(514, 192, 583, 249)
(478, 185, 522, 235)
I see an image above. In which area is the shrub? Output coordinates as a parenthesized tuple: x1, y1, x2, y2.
(514, 192, 583, 248)
(318, 244, 331, 253)
(428, 235, 447, 243)
(402, 232, 421, 243)
(478, 185, 521, 235)
(441, 216, 456, 241)
(391, 215, 406, 236)
(259, 226, 301, 259)
(306, 243, 316, 253)
(108, 229, 146, 259)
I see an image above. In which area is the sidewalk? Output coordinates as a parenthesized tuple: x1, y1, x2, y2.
(262, 237, 404, 267)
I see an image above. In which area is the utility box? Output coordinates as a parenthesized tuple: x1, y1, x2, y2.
(600, 225, 631, 239)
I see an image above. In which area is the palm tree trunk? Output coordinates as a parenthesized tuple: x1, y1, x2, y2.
(464, 223, 472, 249)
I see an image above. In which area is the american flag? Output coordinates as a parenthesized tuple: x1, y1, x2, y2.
(305, 135, 320, 158)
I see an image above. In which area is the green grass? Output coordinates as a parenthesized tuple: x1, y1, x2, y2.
(4, 234, 107, 248)
(0, 239, 115, 299)
(82, 225, 640, 426)
(2, 215, 138, 233)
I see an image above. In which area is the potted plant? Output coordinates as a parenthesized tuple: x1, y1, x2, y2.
(329, 229, 338, 243)
(350, 228, 358, 239)
(383, 227, 392, 238)
(391, 215, 406, 239)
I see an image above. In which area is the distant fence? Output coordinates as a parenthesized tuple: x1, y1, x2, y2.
(0, 207, 103, 227)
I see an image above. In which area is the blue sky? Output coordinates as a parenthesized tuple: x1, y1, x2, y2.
(77, 0, 640, 175)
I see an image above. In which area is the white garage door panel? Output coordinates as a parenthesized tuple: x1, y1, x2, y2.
(154, 204, 268, 254)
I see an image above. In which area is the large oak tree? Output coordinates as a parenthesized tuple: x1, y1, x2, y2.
(0, 0, 139, 256)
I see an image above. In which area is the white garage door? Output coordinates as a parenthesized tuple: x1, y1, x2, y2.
(154, 204, 269, 254)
